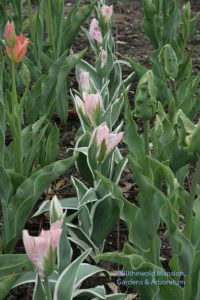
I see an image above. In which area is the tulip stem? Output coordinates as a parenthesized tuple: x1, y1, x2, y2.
(47, 0, 56, 60)
(11, 49, 17, 116)
(184, 156, 200, 239)
(11, 50, 23, 174)
(28, 0, 34, 44)
(44, 277, 52, 300)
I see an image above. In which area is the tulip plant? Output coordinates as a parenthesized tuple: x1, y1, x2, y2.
(94, 2, 200, 300)
(66, 1, 131, 256)
(1, 196, 126, 300)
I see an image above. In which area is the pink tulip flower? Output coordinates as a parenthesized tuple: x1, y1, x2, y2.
(101, 50, 107, 68)
(96, 122, 110, 146)
(83, 92, 103, 123)
(23, 221, 62, 277)
(5, 21, 16, 48)
(75, 92, 104, 126)
(101, 5, 113, 23)
(6, 34, 30, 63)
(79, 70, 90, 92)
(89, 18, 103, 44)
(95, 122, 123, 161)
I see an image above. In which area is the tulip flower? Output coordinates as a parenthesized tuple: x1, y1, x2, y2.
(6, 34, 30, 63)
(101, 49, 107, 68)
(5, 21, 16, 48)
(23, 221, 62, 278)
(79, 70, 90, 92)
(94, 122, 123, 162)
(75, 92, 104, 126)
(89, 18, 103, 44)
(50, 195, 63, 223)
(101, 5, 113, 23)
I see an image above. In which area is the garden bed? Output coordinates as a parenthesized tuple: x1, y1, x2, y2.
(2, 0, 200, 299)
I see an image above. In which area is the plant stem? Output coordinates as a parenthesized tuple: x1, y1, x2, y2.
(44, 277, 52, 300)
(28, 0, 34, 43)
(184, 157, 200, 239)
(11, 50, 22, 174)
(144, 120, 150, 156)
(11, 49, 17, 116)
(47, 0, 56, 60)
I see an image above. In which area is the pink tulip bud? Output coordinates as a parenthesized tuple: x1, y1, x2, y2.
(79, 70, 90, 92)
(96, 122, 110, 146)
(6, 34, 30, 63)
(101, 5, 113, 23)
(108, 132, 124, 152)
(5, 21, 16, 48)
(89, 18, 103, 44)
(23, 221, 62, 277)
(95, 123, 123, 162)
(83, 92, 103, 125)
(101, 50, 107, 68)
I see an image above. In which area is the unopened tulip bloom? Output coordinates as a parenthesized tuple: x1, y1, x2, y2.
(50, 195, 63, 223)
(79, 70, 90, 92)
(101, 5, 113, 23)
(95, 122, 123, 161)
(83, 92, 103, 123)
(101, 49, 107, 68)
(5, 21, 16, 48)
(23, 221, 62, 277)
(6, 34, 30, 63)
(89, 18, 103, 44)
(75, 92, 104, 126)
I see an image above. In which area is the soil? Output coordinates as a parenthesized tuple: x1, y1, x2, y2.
(5, 0, 200, 299)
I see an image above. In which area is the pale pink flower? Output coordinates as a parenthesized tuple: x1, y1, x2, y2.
(50, 220, 62, 249)
(108, 132, 124, 152)
(79, 70, 90, 92)
(101, 50, 107, 68)
(5, 21, 16, 48)
(95, 123, 123, 161)
(89, 18, 103, 44)
(96, 122, 110, 146)
(83, 92, 103, 124)
(101, 5, 113, 22)
(23, 221, 62, 277)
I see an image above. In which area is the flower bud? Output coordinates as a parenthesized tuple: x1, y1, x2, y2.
(92, 122, 123, 162)
(186, 122, 200, 155)
(175, 109, 195, 151)
(75, 92, 104, 127)
(101, 5, 113, 23)
(20, 63, 31, 87)
(50, 195, 63, 223)
(79, 70, 90, 93)
(101, 49, 107, 68)
(6, 34, 30, 63)
(5, 21, 16, 48)
(134, 70, 157, 120)
(23, 221, 62, 278)
(83, 92, 103, 126)
(162, 44, 178, 80)
(89, 18, 102, 44)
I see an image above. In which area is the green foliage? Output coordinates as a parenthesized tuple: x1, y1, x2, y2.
(0, 154, 77, 253)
